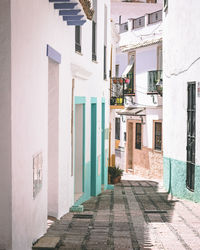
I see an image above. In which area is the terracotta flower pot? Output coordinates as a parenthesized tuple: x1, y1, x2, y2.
(113, 176, 121, 184)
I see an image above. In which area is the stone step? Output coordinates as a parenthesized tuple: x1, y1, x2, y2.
(32, 236, 60, 250)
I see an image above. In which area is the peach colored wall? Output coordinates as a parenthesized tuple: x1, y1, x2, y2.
(126, 119, 163, 180)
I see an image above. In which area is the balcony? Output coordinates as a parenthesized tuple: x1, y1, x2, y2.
(110, 78, 124, 107)
(110, 76, 135, 107)
(148, 70, 162, 94)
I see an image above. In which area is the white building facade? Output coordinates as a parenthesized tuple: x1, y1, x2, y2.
(0, 0, 110, 249)
(163, 0, 200, 202)
(110, 1, 163, 179)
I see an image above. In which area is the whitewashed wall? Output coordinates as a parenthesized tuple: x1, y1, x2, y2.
(0, 0, 111, 249)
(163, 0, 200, 165)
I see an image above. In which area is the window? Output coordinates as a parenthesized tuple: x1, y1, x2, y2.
(115, 118, 120, 140)
(92, 0, 97, 61)
(75, 26, 81, 53)
(135, 123, 141, 149)
(92, 21, 96, 61)
(115, 64, 119, 77)
(186, 82, 196, 191)
(155, 122, 162, 150)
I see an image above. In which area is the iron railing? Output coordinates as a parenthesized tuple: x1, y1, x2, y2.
(148, 70, 162, 93)
(110, 78, 124, 106)
(119, 22, 128, 33)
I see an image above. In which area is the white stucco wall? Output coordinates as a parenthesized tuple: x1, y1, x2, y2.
(144, 108, 162, 148)
(0, 1, 111, 249)
(73, 0, 111, 164)
(163, 0, 200, 164)
(135, 45, 160, 106)
(0, 1, 12, 249)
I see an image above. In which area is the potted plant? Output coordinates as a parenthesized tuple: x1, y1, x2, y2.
(108, 166, 123, 184)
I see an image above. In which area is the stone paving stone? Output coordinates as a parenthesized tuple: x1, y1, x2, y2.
(33, 236, 60, 249)
(36, 178, 200, 250)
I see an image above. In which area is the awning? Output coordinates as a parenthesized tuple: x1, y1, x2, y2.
(117, 107, 146, 116)
(122, 56, 134, 77)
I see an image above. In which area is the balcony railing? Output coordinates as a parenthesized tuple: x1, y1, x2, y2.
(119, 22, 128, 33)
(110, 75, 135, 106)
(148, 70, 162, 93)
(110, 78, 124, 106)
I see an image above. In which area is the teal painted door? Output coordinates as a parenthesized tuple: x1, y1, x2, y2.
(101, 103, 105, 185)
(91, 103, 97, 196)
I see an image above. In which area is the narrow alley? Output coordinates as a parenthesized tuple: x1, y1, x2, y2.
(33, 176, 200, 250)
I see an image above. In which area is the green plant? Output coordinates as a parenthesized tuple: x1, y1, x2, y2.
(108, 166, 123, 184)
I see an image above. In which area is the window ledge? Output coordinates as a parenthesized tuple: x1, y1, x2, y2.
(153, 149, 163, 154)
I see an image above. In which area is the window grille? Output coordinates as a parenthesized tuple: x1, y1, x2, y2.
(155, 122, 162, 150)
(186, 82, 196, 191)
(135, 123, 141, 149)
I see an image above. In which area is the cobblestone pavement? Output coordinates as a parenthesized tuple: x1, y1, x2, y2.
(38, 179, 200, 250)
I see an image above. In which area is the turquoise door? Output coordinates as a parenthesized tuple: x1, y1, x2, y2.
(91, 103, 97, 196)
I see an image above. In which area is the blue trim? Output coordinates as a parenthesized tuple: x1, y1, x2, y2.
(63, 15, 84, 21)
(59, 9, 81, 16)
(46, 45, 61, 64)
(49, 0, 69, 2)
(107, 185, 114, 190)
(54, 3, 78, 9)
(75, 96, 86, 105)
(102, 97, 105, 103)
(91, 97, 97, 104)
(67, 20, 86, 26)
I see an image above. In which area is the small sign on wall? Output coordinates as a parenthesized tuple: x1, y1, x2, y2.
(198, 82, 200, 97)
(33, 152, 43, 199)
